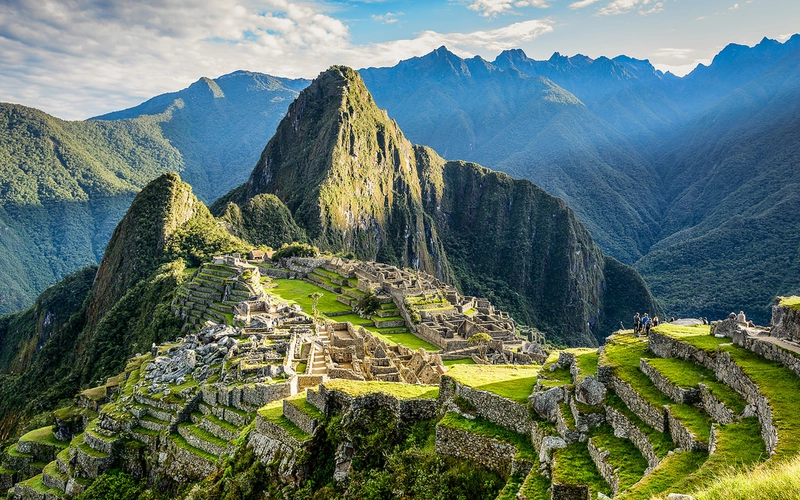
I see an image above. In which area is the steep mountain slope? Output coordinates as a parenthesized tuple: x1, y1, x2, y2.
(637, 43, 800, 323)
(220, 66, 661, 345)
(359, 47, 662, 264)
(94, 71, 310, 202)
(0, 173, 246, 438)
(0, 103, 184, 316)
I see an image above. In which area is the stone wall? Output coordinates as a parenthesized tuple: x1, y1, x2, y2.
(648, 332, 716, 371)
(283, 400, 318, 436)
(665, 406, 706, 451)
(733, 334, 800, 380)
(639, 359, 699, 404)
(771, 304, 800, 342)
(587, 438, 619, 495)
(439, 376, 532, 434)
(608, 374, 666, 432)
(604, 405, 661, 471)
(713, 351, 778, 455)
(435, 424, 518, 476)
(698, 383, 735, 424)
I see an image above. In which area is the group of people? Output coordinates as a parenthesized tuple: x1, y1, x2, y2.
(728, 311, 756, 328)
(633, 312, 659, 336)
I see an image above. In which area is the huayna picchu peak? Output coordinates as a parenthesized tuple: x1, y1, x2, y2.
(214, 65, 658, 346)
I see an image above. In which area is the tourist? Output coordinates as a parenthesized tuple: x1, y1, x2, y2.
(633, 312, 641, 334)
(653, 316, 659, 327)
(737, 311, 746, 323)
(670, 316, 675, 322)
(728, 312, 737, 320)
(703, 317, 708, 325)
(748, 320, 755, 328)
(641, 313, 651, 336)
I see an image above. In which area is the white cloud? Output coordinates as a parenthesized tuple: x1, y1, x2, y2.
(0, 1, 554, 119)
(729, 3, 740, 10)
(371, 12, 402, 24)
(569, 0, 602, 9)
(466, 0, 549, 18)
(597, 0, 664, 16)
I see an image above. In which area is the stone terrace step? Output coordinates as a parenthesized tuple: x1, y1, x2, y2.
(282, 396, 324, 436)
(177, 423, 229, 457)
(55, 448, 70, 477)
(191, 413, 240, 442)
(82, 427, 118, 455)
(42, 460, 68, 494)
(588, 426, 649, 496)
(71, 442, 112, 479)
(138, 414, 171, 433)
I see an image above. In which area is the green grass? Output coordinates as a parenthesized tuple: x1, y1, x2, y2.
(601, 335, 672, 407)
(575, 350, 600, 380)
(180, 422, 229, 448)
(439, 412, 536, 461)
(552, 442, 612, 497)
(170, 433, 219, 462)
(269, 278, 352, 315)
(323, 379, 439, 399)
(496, 473, 525, 500)
(604, 393, 675, 459)
(19, 426, 68, 448)
(692, 453, 800, 500)
(657, 325, 800, 460)
(519, 468, 551, 500)
(295, 361, 307, 373)
(202, 413, 239, 433)
(646, 357, 717, 390)
(668, 405, 712, 444)
(43, 460, 67, 481)
(652, 324, 728, 354)
(671, 417, 766, 493)
(446, 364, 540, 404)
(591, 425, 649, 493)
(778, 296, 800, 310)
(258, 401, 312, 442)
(560, 403, 576, 430)
(78, 442, 108, 458)
(443, 358, 476, 366)
(617, 451, 707, 500)
(22, 474, 48, 494)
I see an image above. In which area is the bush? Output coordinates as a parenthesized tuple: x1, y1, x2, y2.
(272, 242, 319, 261)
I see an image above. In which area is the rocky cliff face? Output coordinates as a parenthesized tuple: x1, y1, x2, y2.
(222, 67, 660, 345)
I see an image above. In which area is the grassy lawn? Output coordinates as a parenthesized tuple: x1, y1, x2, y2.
(443, 358, 477, 367)
(269, 278, 352, 315)
(652, 324, 729, 354)
(323, 379, 439, 399)
(692, 453, 800, 500)
(591, 425, 649, 493)
(575, 350, 599, 379)
(447, 364, 540, 404)
(646, 358, 746, 414)
(552, 442, 611, 497)
(439, 412, 536, 461)
(286, 393, 325, 420)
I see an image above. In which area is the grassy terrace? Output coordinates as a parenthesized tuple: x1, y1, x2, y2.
(591, 425, 649, 493)
(268, 277, 440, 351)
(322, 379, 439, 400)
(779, 296, 800, 310)
(258, 401, 311, 442)
(443, 358, 476, 367)
(446, 364, 540, 404)
(618, 450, 707, 500)
(656, 323, 800, 460)
(646, 357, 747, 413)
(170, 433, 218, 462)
(604, 392, 675, 460)
(692, 453, 800, 500)
(538, 351, 572, 387)
(519, 468, 551, 500)
(19, 426, 68, 448)
(601, 334, 713, 444)
(575, 350, 600, 380)
(671, 417, 766, 494)
(439, 412, 536, 461)
(552, 441, 611, 497)
(286, 393, 325, 420)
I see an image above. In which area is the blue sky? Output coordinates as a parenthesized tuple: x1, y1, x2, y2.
(0, 0, 797, 120)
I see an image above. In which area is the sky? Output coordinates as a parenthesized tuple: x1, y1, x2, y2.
(0, 0, 797, 120)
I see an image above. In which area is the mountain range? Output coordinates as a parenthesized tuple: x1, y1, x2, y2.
(1, 35, 799, 326)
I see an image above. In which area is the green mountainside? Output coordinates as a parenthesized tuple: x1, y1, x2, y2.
(219, 66, 660, 345)
(0, 73, 307, 317)
(0, 173, 246, 439)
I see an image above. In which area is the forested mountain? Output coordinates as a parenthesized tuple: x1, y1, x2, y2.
(217, 66, 660, 345)
(0, 73, 308, 315)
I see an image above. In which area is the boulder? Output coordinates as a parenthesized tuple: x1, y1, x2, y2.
(574, 375, 606, 406)
(532, 386, 564, 421)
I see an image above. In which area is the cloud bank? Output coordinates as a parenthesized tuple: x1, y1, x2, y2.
(0, 0, 553, 119)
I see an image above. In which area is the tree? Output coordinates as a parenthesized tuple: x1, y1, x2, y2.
(356, 290, 381, 316)
(468, 332, 493, 361)
(308, 292, 323, 316)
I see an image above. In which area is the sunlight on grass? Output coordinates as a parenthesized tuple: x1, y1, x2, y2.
(447, 364, 540, 404)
